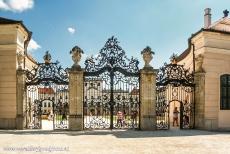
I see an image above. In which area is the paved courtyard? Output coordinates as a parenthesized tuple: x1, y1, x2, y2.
(0, 129, 229, 154)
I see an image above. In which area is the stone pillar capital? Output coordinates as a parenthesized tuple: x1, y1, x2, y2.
(194, 72, 206, 76)
(16, 69, 26, 75)
(68, 68, 84, 74)
(140, 68, 157, 75)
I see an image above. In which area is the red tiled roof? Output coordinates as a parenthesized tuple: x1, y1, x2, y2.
(130, 88, 139, 95)
(38, 88, 55, 94)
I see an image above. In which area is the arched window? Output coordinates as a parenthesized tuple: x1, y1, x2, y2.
(220, 74, 230, 110)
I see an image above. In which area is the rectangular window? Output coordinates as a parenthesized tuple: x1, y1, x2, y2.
(222, 87, 227, 97)
(228, 87, 230, 96)
(220, 75, 230, 110)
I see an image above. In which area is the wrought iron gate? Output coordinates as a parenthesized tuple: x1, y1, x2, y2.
(83, 36, 140, 129)
(156, 57, 194, 129)
(25, 52, 69, 129)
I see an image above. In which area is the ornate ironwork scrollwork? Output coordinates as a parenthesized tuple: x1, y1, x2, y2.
(156, 59, 195, 130)
(156, 63, 194, 87)
(83, 37, 140, 129)
(26, 51, 69, 85)
(84, 36, 139, 74)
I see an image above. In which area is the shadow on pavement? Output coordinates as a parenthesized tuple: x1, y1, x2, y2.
(0, 129, 229, 138)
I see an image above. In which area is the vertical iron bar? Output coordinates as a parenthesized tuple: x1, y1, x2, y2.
(110, 70, 114, 129)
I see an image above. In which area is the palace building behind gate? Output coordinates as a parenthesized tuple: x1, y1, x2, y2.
(0, 8, 230, 131)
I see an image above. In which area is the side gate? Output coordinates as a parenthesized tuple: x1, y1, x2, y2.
(156, 57, 195, 130)
(25, 52, 69, 129)
(83, 36, 140, 129)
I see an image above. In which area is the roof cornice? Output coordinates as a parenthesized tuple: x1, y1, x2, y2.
(177, 28, 230, 62)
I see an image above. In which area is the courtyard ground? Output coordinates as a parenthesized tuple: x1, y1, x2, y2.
(0, 129, 229, 154)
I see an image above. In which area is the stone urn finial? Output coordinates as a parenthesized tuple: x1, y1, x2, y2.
(170, 53, 178, 64)
(43, 51, 52, 64)
(17, 51, 24, 70)
(141, 46, 155, 68)
(195, 54, 204, 73)
(70, 46, 84, 69)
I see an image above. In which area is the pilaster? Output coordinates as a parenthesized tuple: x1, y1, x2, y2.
(16, 69, 26, 129)
(194, 72, 205, 129)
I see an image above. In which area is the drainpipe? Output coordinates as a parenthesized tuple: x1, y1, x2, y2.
(192, 43, 196, 128)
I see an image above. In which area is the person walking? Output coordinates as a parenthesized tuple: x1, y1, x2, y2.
(117, 111, 124, 127)
(173, 107, 179, 127)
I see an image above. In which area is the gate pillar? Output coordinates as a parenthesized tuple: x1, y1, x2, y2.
(140, 46, 156, 130)
(140, 68, 156, 130)
(16, 69, 26, 129)
(68, 46, 84, 131)
(194, 72, 205, 129)
(68, 68, 84, 131)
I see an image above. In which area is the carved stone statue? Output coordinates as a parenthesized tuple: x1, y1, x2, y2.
(70, 46, 84, 69)
(195, 54, 204, 73)
(141, 46, 154, 68)
(17, 51, 24, 70)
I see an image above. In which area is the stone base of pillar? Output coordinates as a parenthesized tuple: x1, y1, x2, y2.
(195, 115, 205, 129)
(16, 115, 25, 130)
(140, 115, 156, 131)
(69, 114, 83, 131)
(0, 118, 16, 129)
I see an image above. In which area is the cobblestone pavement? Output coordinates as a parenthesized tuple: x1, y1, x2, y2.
(0, 129, 229, 154)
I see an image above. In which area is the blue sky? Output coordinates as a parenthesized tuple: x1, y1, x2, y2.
(1, 0, 230, 68)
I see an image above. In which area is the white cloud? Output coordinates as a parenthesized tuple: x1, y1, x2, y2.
(67, 27, 76, 34)
(28, 39, 41, 53)
(0, 0, 34, 12)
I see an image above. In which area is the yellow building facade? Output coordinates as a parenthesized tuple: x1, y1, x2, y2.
(178, 8, 230, 130)
(0, 17, 36, 129)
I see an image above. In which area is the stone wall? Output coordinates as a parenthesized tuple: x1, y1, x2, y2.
(0, 25, 18, 128)
(179, 31, 230, 130)
(0, 24, 30, 129)
(203, 48, 230, 130)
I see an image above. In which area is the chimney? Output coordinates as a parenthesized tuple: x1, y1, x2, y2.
(204, 8, 211, 28)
